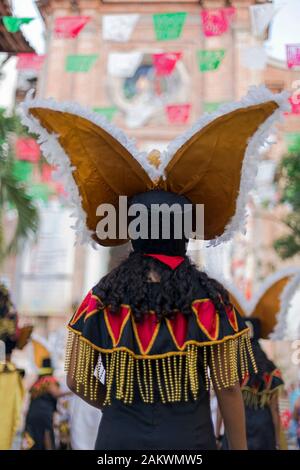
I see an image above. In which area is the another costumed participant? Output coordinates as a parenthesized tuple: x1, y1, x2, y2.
(23, 356, 70, 450)
(21, 86, 289, 450)
(217, 269, 299, 450)
(0, 284, 32, 450)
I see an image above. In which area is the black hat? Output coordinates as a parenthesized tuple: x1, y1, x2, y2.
(129, 190, 192, 256)
(38, 358, 54, 376)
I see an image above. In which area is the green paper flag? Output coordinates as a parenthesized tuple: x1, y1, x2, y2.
(66, 54, 98, 72)
(12, 161, 33, 182)
(28, 184, 53, 203)
(285, 133, 300, 153)
(93, 106, 118, 121)
(2, 17, 34, 33)
(153, 12, 187, 41)
(197, 49, 225, 72)
(203, 102, 227, 113)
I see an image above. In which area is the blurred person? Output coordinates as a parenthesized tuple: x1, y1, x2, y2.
(218, 319, 284, 450)
(21, 86, 288, 450)
(293, 396, 300, 449)
(69, 396, 102, 450)
(288, 383, 300, 442)
(56, 395, 72, 450)
(22, 358, 69, 450)
(0, 284, 32, 450)
(279, 388, 292, 446)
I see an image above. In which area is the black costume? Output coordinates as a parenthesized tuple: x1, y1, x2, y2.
(241, 338, 284, 450)
(24, 359, 59, 450)
(222, 318, 284, 450)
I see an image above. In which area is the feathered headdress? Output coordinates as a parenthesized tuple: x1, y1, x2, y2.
(220, 267, 300, 339)
(20, 85, 289, 247)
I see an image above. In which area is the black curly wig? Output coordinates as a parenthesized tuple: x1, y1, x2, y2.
(94, 251, 231, 322)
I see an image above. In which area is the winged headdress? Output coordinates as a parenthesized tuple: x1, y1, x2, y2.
(20, 85, 289, 247)
(221, 267, 300, 407)
(221, 267, 300, 339)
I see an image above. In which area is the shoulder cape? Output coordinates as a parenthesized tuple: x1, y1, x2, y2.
(66, 288, 256, 406)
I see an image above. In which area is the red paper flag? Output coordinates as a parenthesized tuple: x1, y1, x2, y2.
(285, 95, 300, 115)
(166, 104, 191, 124)
(41, 164, 54, 182)
(152, 52, 182, 76)
(16, 53, 45, 70)
(54, 16, 90, 38)
(15, 138, 40, 162)
(201, 7, 236, 37)
(286, 44, 300, 69)
(280, 410, 292, 430)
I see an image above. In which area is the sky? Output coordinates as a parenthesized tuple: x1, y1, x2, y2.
(11, 0, 300, 62)
(266, 0, 300, 61)
(12, 0, 45, 54)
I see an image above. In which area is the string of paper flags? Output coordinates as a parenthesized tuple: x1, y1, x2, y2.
(15, 49, 227, 74)
(1, 5, 298, 200)
(1, 5, 300, 70)
(1, 4, 300, 129)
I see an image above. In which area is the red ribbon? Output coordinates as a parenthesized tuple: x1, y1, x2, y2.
(144, 254, 185, 270)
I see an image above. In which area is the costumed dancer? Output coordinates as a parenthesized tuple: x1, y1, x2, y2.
(21, 85, 289, 450)
(242, 322, 284, 450)
(0, 284, 32, 450)
(23, 358, 69, 450)
(216, 270, 299, 450)
(218, 319, 284, 450)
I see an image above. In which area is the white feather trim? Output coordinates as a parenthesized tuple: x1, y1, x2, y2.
(270, 272, 300, 340)
(247, 266, 300, 317)
(161, 85, 290, 247)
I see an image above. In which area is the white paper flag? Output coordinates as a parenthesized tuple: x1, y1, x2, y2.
(250, 3, 275, 38)
(240, 45, 267, 70)
(107, 51, 143, 78)
(102, 14, 139, 42)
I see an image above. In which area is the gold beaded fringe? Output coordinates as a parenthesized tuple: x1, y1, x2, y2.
(65, 329, 257, 406)
(242, 385, 283, 409)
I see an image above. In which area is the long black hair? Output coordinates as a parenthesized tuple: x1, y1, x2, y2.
(94, 251, 230, 322)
